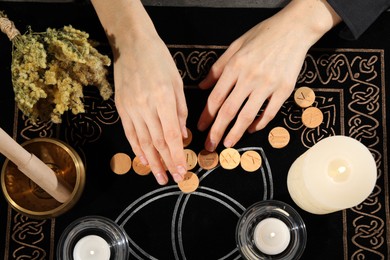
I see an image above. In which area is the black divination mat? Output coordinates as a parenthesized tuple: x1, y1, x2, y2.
(0, 2, 389, 259)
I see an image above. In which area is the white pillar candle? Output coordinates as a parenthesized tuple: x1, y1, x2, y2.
(0, 128, 71, 203)
(287, 135, 377, 214)
(73, 235, 111, 260)
(253, 217, 291, 255)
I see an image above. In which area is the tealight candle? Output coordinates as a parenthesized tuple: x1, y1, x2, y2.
(253, 217, 291, 255)
(287, 135, 377, 214)
(73, 235, 111, 260)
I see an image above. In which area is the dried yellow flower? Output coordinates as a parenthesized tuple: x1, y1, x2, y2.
(1, 11, 112, 124)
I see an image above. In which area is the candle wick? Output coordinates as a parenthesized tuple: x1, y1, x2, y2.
(338, 166, 347, 174)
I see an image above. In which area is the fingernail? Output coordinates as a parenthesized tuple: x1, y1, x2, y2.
(224, 139, 233, 148)
(176, 165, 187, 176)
(205, 140, 216, 152)
(182, 126, 188, 139)
(172, 173, 183, 183)
(155, 172, 168, 185)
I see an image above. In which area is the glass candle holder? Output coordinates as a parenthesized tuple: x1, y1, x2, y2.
(236, 200, 306, 260)
(57, 216, 129, 260)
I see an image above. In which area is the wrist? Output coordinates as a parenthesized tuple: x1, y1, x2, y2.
(91, 0, 158, 45)
(280, 0, 342, 46)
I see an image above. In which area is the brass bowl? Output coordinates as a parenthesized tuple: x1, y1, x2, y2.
(1, 137, 85, 219)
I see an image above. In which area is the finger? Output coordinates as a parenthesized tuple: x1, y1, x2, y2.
(116, 99, 149, 165)
(223, 92, 267, 147)
(203, 78, 250, 151)
(118, 96, 168, 185)
(143, 116, 182, 182)
(248, 91, 291, 132)
(156, 95, 187, 179)
(199, 61, 223, 90)
(119, 112, 149, 164)
(173, 79, 189, 138)
(199, 43, 241, 89)
(131, 112, 169, 185)
(197, 67, 237, 132)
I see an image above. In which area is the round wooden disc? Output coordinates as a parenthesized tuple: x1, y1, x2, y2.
(182, 128, 193, 147)
(132, 156, 151, 176)
(302, 106, 323, 128)
(219, 148, 241, 170)
(294, 86, 316, 108)
(110, 153, 132, 175)
(184, 149, 198, 170)
(178, 171, 199, 193)
(198, 149, 219, 170)
(240, 150, 262, 172)
(268, 126, 290, 149)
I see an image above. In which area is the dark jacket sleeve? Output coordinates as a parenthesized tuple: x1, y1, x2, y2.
(327, 0, 390, 39)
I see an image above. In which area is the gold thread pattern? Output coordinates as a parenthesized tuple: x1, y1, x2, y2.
(10, 213, 48, 259)
(5, 46, 388, 260)
(297, 49, 386, 259)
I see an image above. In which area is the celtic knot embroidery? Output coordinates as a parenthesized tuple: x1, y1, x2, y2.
(281, 95, 337, 148)
(19, 117, 55, 141)
(304, 49, 383, 259)
(64, 89, 119, 147)
(11, 213, 48, 259)
(170, 46, 223, 82)
(299, 53, 350, 84)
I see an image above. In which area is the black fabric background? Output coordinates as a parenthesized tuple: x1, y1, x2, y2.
(0, 2, 389, 260)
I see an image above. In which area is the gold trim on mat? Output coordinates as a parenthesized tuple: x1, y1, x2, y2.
(4, 45, 389, 260)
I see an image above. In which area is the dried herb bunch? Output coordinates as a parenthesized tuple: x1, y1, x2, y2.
(0, 11, 112, 124)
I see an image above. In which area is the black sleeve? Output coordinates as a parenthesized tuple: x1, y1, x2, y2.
(327, 0, 390, 39)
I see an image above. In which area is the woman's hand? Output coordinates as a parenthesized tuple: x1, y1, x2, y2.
(115, 33, 188, 185)
(92, 0, 188, 185)
(197, 0, 341, 151)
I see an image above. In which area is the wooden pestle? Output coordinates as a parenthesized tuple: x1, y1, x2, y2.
(0, 128, 71, 203)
